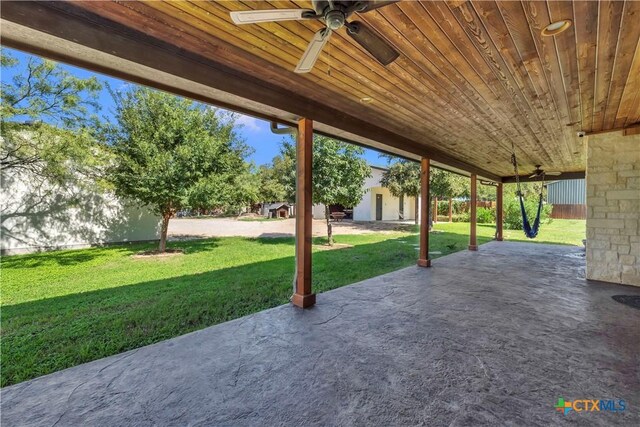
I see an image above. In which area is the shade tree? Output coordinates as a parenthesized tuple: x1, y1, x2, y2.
(280, 135, 371, 245)
(106, 87, 250, 252)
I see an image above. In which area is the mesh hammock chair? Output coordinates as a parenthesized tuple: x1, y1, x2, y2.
(510, 149, 544, 239)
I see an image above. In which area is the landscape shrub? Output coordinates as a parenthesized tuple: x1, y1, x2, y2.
(476, 207, 495, 224)
(504, 197, 553, 230)
(437, 200, 450, 216)
(451, 212, 470, 222)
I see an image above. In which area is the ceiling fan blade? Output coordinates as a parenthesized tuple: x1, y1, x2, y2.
(546, 171, 562, 176)
(295, 29, 332, 73)
(357, 1, 399, 13)
(347, 21, 399, 66)
(230, 9, 314, 25)
(529, 174, 537, 179)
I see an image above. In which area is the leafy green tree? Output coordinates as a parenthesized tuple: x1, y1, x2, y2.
(106, 87, 250, 252)
(188, 161, 261, 216)
(454, 176, 497, 201)
(380, 159, 421, 223)
(502, 181, 552, 231)
(257, 158, 291, 203)
(0, 50, 103, 183)
(227, 162, 262, 214)
(380, 156, 465, 224)
(430, 168, 457, 199)
(281, 135, 371, 245)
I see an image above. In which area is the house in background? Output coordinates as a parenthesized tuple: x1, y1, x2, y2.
(313, 165, 417, 222)
(546, 179, 586, 219)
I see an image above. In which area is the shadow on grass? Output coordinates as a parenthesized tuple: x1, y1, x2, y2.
(1, 231, 492, 387)
(0, 250, 104, 268)
(1, 238, 226, 270)
(1, 237, 417, 387)
(0, 244, 141, 269)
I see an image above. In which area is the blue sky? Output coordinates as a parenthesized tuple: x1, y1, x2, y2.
(2, 47, 387, 167)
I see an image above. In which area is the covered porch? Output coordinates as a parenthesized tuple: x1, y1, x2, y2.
(1, 1, 639, 424)
(3, 241, 639, 426)
(2, 0, 639, 298)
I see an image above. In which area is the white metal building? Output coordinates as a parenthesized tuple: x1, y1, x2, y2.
(546, 179, 586, 204)
(313, 165, 417, 222)
(1, 168, 160, 255)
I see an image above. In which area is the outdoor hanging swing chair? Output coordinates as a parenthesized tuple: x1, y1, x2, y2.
(510, 144, 545, 239)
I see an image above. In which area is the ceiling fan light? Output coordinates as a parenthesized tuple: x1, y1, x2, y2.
(541, 19, 572, 37)
(347, 21, 399, 66)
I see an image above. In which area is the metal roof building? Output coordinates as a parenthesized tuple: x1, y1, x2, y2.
(546, 179, 586, 205)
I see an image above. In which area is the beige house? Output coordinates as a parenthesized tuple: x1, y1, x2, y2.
(313, 165, 417, 221)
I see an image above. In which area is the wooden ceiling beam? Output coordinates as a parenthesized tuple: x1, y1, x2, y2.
(0, 0, 501, 182)
(502, 171, 585, 184)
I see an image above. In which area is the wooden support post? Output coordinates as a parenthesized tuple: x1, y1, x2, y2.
(496, 182, 504, 241)
(418, 158, 431, 267)
(448, 198, 453, 222)
(433, 197, 438, 223)
(291, 118, 316, 308)
(468, 174, 478, 251)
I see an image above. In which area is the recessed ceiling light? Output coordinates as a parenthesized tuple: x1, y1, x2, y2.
(542, 19, 572, 37)
(359, 97, 373, 104)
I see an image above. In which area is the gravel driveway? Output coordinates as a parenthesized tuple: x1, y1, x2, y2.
(169, 218, 415, 239)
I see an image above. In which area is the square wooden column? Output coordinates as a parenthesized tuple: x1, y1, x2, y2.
(496, 182, 504, 241)
(418, 157, 431, 267)
(291, 118, 315, 308)
(468, 174, 478, 251)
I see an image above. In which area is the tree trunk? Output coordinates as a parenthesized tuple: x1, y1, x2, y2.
(414, 196, 419, 225)
(433, 197, 438, 224)
(159, 213, 171, 253)
(325, 205, 333, 246)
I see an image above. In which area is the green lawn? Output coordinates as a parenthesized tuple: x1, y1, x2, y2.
(1, 219, 584, 386)
(433, 218, 586, 247)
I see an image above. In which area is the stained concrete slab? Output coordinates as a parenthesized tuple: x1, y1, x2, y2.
(2, 241, 639, 426)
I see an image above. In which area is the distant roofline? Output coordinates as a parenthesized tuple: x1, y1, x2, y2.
(369, 164, 388, 171)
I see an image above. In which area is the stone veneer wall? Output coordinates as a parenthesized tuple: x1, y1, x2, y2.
(586, 131, 640, 286)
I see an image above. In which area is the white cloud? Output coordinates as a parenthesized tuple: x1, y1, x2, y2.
(235, 114, 262, 133)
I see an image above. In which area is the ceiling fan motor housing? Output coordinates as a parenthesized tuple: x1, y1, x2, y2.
(325, 10, 346, 30)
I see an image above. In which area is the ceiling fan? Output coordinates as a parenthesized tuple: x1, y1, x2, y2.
(529, 165, 562, 179)
(230, 1, 400, 73)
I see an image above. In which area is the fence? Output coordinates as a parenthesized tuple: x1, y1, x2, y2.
(434, 199, 494, 222)
(550, 204, 586, 220)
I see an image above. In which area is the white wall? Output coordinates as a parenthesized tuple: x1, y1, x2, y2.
(356, 187, 417, 221)
(312, 166, 419, 222)
(312, 203, 326, 219)
(586, 131, 640, 286)
(352, 167, 417, 221)
(2, 169, 160, 254)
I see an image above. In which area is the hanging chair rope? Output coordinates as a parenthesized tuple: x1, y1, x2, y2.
(510, 142, 544, 239)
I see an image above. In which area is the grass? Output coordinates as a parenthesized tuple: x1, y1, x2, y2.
(433, 218, 586, 247)
(0, 219, 584, 386)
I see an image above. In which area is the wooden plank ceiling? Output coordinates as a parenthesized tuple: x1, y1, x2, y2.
(5, 1, 640, 178)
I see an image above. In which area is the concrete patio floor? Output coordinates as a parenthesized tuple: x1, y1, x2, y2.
(3, 242, 639, 426)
